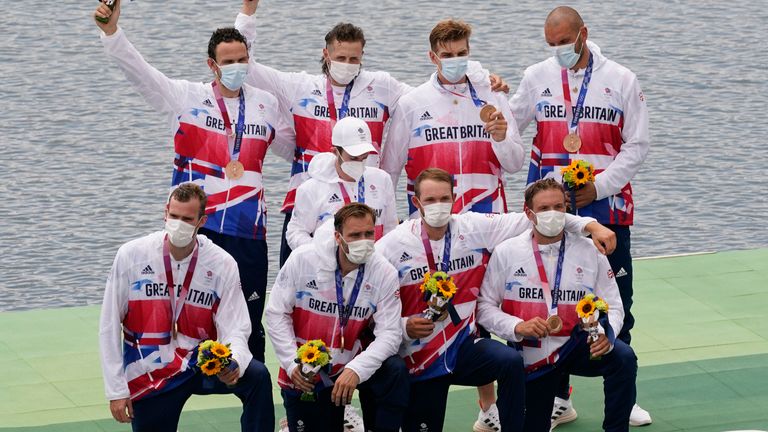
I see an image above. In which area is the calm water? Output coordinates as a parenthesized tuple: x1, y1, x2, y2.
(0, 1, 765, 311)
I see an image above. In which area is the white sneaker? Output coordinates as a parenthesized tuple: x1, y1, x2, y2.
(473, 403, 501, 432)
(550, 397, 578, 430)
(344, 405, 365, 432)
(278, 417, 289, 432)
(629, 403, 652, 426)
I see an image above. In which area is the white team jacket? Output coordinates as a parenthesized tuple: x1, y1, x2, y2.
(509, 41, 650, 208)
(99, 232, 251, 400)
(265, 221, 402, 387)
(381, 71, 526, 217)
(286, 152, 398, 250)
(376, 213, 594, 379)
(478, 229, 624, 372)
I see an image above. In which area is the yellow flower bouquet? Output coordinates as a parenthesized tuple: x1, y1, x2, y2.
(575, 293, 609, 344)
(197, 339, 234, 376)
(561, 159, 595, 189)
(561, 159, 595, 214)
(295, 339, 332, 401)
(420, 271, 460, 324)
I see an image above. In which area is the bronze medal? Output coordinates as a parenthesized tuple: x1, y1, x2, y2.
(480, 104, 497, 123)
(547, 315, 563, 333)
(563, 133, 582, 153)
(225, 160, 244, 180)
(172, 322, 178, 340)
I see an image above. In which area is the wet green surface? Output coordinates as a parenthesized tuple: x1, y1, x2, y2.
(1, 249, 766, 431)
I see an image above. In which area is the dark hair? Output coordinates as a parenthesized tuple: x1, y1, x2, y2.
(320, 23, 366, 74)
(429, 19, 472, 52)
(414, 168, 453, 198)
(169, 183, 207, 217)
(524, 178, 566, 209)
(334, 202, 376, 233)
(208, 27, 248, 61)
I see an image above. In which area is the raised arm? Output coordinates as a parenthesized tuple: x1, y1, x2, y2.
(235, 1, 302, 112)
(94, 0, 189, 116)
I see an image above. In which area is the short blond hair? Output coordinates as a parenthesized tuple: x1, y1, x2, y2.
(414, 168, 453, 198)
(429, 19, 472, 51)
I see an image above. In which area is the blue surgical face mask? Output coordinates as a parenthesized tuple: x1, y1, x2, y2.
(553, 31, 583, 69)
(217, 62, 249, 91)
(438, 55, 469, 83)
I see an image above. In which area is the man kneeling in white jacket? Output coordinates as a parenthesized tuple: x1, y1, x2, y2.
(286, 117, 398, 250)
(267, 203, 408, 432)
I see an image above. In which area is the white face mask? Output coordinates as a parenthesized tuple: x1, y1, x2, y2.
(438, 55, 469, 83)
(340, 160, 365, 180)
(552, 32, 583, 69)
(533, 210, 566, 237)
(421, 202, 453, 228)
(340, 237, 375, 264)
(165, 218, 198, 247)
(217, 62, 249, 91)
(329, 60, 361, 85)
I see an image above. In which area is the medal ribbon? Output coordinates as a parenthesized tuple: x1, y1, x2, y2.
(335, 251, 366, 351)
(162, 235, 200, 335)
(420, 221, 452, 274)
(337, 178, 366, 205)
(560, 53, 594, 134)
(211, 81, 246, 163)
(531, 232, 567, 316)
(326, 78, 355, 128)
(436, 76, 486, 108)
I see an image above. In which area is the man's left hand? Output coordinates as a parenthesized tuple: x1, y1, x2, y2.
(331, 368, 360, 406)
(485, 110, 507, 142)
(574, 182, 597, 209)
(584, 222, 616, 255)
(489, 74, 510, 93)
(590, 334, 612, 357)
(218, 365, 240, 386)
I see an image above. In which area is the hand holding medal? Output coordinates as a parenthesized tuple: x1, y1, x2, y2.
(480, 105, 507, 142)
(547, 315, 563, 333)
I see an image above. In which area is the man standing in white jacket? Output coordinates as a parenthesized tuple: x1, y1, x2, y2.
(94, 0, 294, 366)
(508, 6, 651, 426)
(286, 117, 398, 250)
(381, 19, 525, 220)
(478, 178, 637, 432)
(379, 20, 525, 425)
(266, 203, 408, 432)
(99, 183, 273, 431)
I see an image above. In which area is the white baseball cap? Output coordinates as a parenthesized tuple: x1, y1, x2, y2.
(332, 117, 377, 157)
